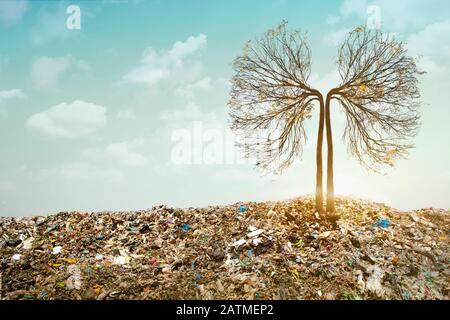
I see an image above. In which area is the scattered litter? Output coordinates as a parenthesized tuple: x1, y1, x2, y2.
(52, 246, 62, 255)
(247, 229, 264, 238)
(65, 258, 77, 264)
(22, 237, 34, 250)
(366, 266, 385, 297)
(180, 224, 190, 232)
(374, 218, 391, 229)
(44, 224, 59, 235)
(240, 257, 250, 267)
(0, 197, 447, 300)
(66, 265, 82, 290)
(93, 284, 103, 294)
(113, 255, 130, 266)
(12, 254, 21, 261)
(318, 231, 333, 239)
(402, 291, 412, 300)
(232, 239, 246, 248)
(95, 234, 105, 241)
(252, 238, 262, 246)
(238, 206, 247, 213)
(355, 270, 365, 293)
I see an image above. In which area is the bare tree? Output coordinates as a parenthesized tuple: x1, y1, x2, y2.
(228, 21, 326, 212)
(229, 23, 423, 217)
(324, 26, 423, 212)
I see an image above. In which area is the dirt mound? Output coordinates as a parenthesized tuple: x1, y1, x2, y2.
(1, 197, 448, 300)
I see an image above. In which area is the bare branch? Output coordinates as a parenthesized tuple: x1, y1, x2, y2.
(228, 21, 320, 173)
(333, 26, 423, 171)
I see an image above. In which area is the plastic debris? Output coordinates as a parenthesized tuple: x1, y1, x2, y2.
(402, 290, 412, 300)
(52, 246, 62, 255)
(374, 218, 391, 229)
(93, 284, 103, 294)
(44, 224, 59, 235)
(113, 255, 130, 266)
(66, 265, 82, 290)
(366, 266, 385, 297)
(0, 197, 447, 300)
(240, 257, 250, 267)
(238, 205, 247, 213)
(232, 239, 246, 248)
(22, 237, 34, 250)
(247, 228, 264, 238)
(12, 254, 21, 261)
(180, 224, 190, 232)
(355, 270, 366, 293)
(65, 258, 77, 264)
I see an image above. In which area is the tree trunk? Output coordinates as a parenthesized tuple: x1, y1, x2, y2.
(325, 92, 335, 213)
(315, 95, 325, 213)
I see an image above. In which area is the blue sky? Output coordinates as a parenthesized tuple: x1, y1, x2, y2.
(1, 0, 449, 216)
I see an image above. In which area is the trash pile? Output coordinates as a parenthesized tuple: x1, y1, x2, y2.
(1, 196, 448, 300)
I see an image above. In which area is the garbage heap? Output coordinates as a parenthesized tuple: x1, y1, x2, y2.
(1, 197, 448, 300)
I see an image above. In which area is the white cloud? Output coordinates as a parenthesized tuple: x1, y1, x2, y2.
(175, 76, 212, 99)
(121, 62, 169, 86)
(404, 19, 450, 82)
(31, 55, 88, 88)
(322, 28, 351, 47)
(407, 19, 450, 63)
(31, 3, 70, 45)
(337, 0, 449, 31)
(119, 34, 207, 86)
(31, 56, 72, 88)
(105, 140, 146, 167)
(0, 89, 25, 104)
(84, 138, 147, 167)
(116, 109, 136, 120)
(26, 100, 107, 138)
(55, 162, 123, 183)
(309, 69, 342, 93)
(192, 77, 212, 90)
(372, 0, 447, 31)
(0, 0, 28, 24)
(76, 59, 91, 71)
(340, 0, 367, 18)
(160, 102, 218, 127)
(326, 15, 341, 25)
(40, 138, 147, 184)
(169, 34, 207, 65)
